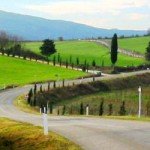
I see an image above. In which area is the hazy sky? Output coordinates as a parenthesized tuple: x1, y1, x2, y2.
(0, 0, 150, 30)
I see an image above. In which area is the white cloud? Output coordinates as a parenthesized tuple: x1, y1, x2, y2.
(24, 0, 150, 30)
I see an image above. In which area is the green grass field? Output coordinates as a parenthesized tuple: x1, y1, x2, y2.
(118, 36, 150, 54)
(0, 55, 86, 88)
(0, 118, 81, 150)
(25, 41, 146, 67)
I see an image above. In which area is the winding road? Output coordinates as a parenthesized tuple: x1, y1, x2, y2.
(0, 70, 150, 150)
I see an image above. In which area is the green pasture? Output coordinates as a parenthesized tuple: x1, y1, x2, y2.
(118, 36, 150, 54)
(25, 41, 146, 67)
(0, 55, 86, 88)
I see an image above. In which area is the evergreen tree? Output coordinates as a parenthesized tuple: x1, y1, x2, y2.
(80, 103, 84, 115)
(66, 59, 68, 68)
(145, 42, 150, 61)
(34, 84, 37, 95)
(108, 103, 113, 116)
(40, 39, 56, 59)
(62, 105, 66, 115)
(40, 85, 43, 92)
(53, 55, 56, 66)
(27, 88, 33, 104)
(49, 102, 53, 114)
(92, 60, 96, 68)
(99, 100, 104, 116)
(76, 57, 79, 67)
(119, 101, 126, 116)
(48, 82, 50, 91)
(57, 53, 60, 63)
(111, 33, 118, 66)
(69, 55, 72, 64)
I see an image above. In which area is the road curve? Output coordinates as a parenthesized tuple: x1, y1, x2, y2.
(0, 70, 150, 150)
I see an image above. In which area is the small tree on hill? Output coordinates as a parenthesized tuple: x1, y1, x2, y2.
(111, 34, 118, 68)
(40, 39, 56, 59)
(53, 55, 56, 66)
(34, 84, 37, 95)
(119, 101, 126, 116)
(27, 88, 33, 104)
(108, 103, 113, 116)
(99, 100, 104, 116)
(80, 103, 84, 115)
(145, 42, 150, 61)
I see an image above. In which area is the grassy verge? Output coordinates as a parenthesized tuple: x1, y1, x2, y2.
(14, 95, 40, 115)
(0, 118, 81, 150)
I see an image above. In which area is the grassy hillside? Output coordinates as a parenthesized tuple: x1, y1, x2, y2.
(118, 36, 150, 54)
(25, 41, 146, 67)
(0, 118, 81, 150)
(56, 86, 150, 116)
(0, 55, 86, 88)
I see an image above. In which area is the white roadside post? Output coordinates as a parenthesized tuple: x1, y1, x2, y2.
(138, 86, 142, 118)
(43, 113, 48, 136)
(86, 105, 89, 116)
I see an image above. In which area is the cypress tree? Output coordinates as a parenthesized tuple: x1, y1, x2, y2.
(27, 88, 33, 104)
(40, 85, 43, 92)
(99, 100, 104, 116)
(119, 101, 126, 116)
(80, 103, 84, 115)
(53, 81, 56, 88)
(111, 33, 118, 67)
(48, 82, 50, 91)
(49, 102, 53, 114)
(34, 84, 37, 95)
(62, 105, 66, 115)
(66, 59, 68, 68)
(108, 103, 113, 116)
(53, 55, 56, 66)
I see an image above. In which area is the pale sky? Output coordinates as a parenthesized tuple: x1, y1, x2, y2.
(0, 0, 150, 30)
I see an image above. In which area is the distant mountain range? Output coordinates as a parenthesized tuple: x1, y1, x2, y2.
(0, 10, 147, 40)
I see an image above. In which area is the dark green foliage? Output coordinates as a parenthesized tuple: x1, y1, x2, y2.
(80, 103, 84, 115)
(53, 81, 56, 88)
(40, 85, 43, 93)
(62, 79, 65, 87)
(48, 82, 50, 91)
(53, 56, 56, 66)
(99, 100, 104, 116)
(101, 60, 104, 67)
(76, 57, 79, 66)
(92, 60, 96, 67)
(145, 42, 150, 61)
(93, 76, 95, 82)
(71, 63, 74, 69)
(49, 102, 53, 114)
(111, 33, 118, 65)
(27, 88, 33, 104)
(69, 56, 72, 64)
(66, 59, 68, 68)
(34, 84, 37, 95)
(62, 105, 66, 115)
(40, 39, 56, 57)
(108, 103, 113, 116)
(57, 53, 60, 62)
(33, 96, 37, 106)
(59, 58, 62, 67)
(119, 101, 126, 116)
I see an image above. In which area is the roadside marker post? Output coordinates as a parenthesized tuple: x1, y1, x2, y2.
(138, 86, 142, 118)
(86, 105, 89, 116)
(43, 113, 48, 136)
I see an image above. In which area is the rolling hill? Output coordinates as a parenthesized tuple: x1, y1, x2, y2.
(0, 10, 146, 40)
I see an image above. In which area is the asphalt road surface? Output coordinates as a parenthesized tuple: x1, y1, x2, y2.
(0, 70, 150, 150)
